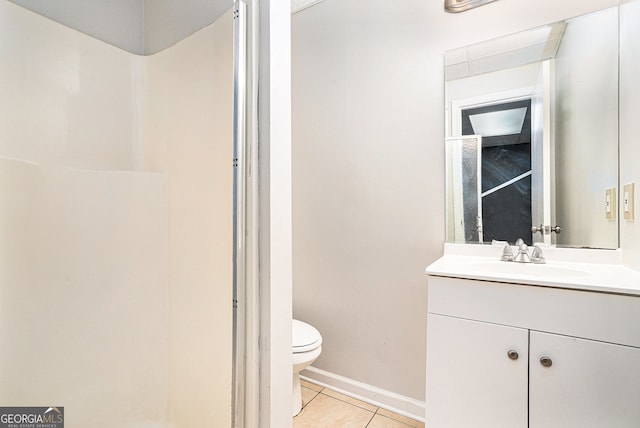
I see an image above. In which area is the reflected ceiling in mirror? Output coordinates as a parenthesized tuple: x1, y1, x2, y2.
(445, 22, 565, 81)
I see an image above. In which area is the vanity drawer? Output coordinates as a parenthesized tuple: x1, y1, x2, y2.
(428, 276, 640, 348)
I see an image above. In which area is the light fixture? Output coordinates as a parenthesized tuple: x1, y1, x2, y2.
(445, 0, 498, 13)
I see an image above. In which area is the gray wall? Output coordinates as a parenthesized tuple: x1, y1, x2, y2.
(292, 0, 619, 402)
(554, 7, 618, 249)
(292, 0, 435, 401)
(620, 0, 640, 270)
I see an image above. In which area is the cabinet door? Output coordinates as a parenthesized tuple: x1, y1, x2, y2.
(426, 314, 528, 428)
(530, 331, 640, 428)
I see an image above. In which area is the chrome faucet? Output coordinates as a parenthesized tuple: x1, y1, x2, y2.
(500, 239, 545, 264)
(514, 241, 531, 263)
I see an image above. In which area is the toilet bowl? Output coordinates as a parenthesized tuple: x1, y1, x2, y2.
(292, 319, 322, 417)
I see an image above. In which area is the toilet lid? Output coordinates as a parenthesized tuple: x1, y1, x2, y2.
(292, 319, 322, 353)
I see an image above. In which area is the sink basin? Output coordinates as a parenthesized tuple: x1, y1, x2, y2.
(468, 261, 590, 278)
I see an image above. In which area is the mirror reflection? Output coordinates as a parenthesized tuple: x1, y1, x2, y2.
(445, 6, 619, 249)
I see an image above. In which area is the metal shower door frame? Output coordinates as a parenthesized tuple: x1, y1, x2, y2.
(233, 1, 260, 427)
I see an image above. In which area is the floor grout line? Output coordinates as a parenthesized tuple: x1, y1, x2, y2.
(318, 390, 379, 414)
(363, 409, 376, 428)
(301, 387, 322, 410)
(299, 380, 422, 428)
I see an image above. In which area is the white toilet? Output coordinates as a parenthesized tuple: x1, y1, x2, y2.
(292, 319, 322, 416)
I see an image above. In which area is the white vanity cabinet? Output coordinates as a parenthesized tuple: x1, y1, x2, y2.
(528, 331, 640, 428)
(425, 276, 640, 428)
(426, 314, 528, 427)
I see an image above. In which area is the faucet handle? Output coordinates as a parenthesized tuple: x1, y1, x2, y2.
(500, 244, 514, 262)
(531, 244, 546, 264)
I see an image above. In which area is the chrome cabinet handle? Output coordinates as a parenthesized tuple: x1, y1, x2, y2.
(551, 225, 562, 234)
(507, 350, 519, 360)
(531, 224, 544, 235)
(540, 356, 553, 368)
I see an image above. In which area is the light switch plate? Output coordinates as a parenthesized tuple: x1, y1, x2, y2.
(606, 188, 616, 220)
(624, 183, 635, 220)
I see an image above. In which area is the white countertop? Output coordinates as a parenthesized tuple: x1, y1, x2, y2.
(426, 244, 640, 296)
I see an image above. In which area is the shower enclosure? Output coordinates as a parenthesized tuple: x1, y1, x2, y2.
(0, 1, 235, 426)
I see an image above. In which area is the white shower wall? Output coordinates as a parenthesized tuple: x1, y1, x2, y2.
(0, 1, 140, 170)
(142, 10, 234, 428)
(0, 161, 170, 427)
(0, 2, 233, 427)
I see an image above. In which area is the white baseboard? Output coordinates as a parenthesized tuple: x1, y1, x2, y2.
(300, 366, 425, 423)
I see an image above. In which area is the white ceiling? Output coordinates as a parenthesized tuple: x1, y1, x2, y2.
(8, 0, 233, 55)
(8, 0, 328, 54)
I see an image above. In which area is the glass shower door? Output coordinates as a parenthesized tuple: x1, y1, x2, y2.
(446, 135, 483, 243)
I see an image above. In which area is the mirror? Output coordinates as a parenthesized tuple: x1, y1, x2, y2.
(444, 6, 619, 249)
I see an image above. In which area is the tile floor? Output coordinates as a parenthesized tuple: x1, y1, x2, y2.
(294, 379, 425, 428)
